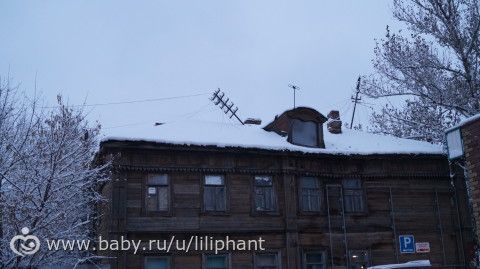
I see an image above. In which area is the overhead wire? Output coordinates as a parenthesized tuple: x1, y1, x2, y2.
(41, 92, 210, 109)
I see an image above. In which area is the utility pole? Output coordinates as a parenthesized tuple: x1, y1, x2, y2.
(288, 84, 300, 109)
(350, 76, 362, 129)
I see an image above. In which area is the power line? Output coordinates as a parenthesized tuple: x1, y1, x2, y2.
(41, 92, 210, 109)
(103, 101, 213, 130)
(103, 121, 151, 130)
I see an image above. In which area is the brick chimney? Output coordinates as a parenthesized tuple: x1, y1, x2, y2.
(327, 110, 342, 134)
(244, 118, 262, 125)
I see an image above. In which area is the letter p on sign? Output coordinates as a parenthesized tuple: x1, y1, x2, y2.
(399, 235, 415, 254)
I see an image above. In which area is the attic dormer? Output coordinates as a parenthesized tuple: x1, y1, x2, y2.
(264, 107, 328, 148)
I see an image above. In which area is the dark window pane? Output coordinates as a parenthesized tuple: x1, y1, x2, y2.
(301, 177, 318, 188)
(145, 257, 169, 269)
(304, 252, 325, 269)
(146, 175, 170, 212)
(300, 177, 321, 212)
(310, 194, 320, 211)
(146, 191, 157, 212)
(204, 186, 216, 211)
(147, 174, 168, 185)
(215, 187, 226, 211)
(157, 187, 169, 211)
(204, 176, 226, 212)
(306, 253, 323, 263)
(206, 255, 227, 269)
(204, 185, 226, 212)
(291, 119, 318, 147)
(257, 254, 276, 266)
(255, 177, 276, 211)
(343, 179, 365, 213)
(343, 179, 361, 188)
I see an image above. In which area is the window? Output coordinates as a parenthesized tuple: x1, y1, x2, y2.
(348, 250, 369, 269)
(254, 176, 276, 212)
(146, 174, 169, 212)
(342, 179, 365, 213)
(204, 175, 226, 212)
(291, 119, 318, 147)
(204, 254, 229, 269)
(303, 251, 326, 269)
(145, 257, 170, 269)
(300, 177, 321, 212)
(255, 253, 280, 269)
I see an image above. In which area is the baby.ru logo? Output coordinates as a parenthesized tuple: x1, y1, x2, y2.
(10, 227, 41, 257)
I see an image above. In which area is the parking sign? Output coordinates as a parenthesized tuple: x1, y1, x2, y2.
(399, 235, 415, 253)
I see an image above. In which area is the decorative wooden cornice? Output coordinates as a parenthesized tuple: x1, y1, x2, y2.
(112, 164, 448, 179)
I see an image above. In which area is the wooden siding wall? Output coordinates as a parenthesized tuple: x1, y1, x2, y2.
(98, 144, 473, 269)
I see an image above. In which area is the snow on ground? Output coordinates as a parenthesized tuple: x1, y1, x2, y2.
(102, 120, 444, 155)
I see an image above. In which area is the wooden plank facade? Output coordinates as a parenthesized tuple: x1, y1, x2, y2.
(97, 141, 474, 269)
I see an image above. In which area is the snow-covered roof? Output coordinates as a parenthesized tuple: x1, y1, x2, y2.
(445, 113, 480, 133)
(102, 120, 443, 156)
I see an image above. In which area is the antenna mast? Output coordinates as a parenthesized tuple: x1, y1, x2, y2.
(288, 84, 300, 109)
(350, 76, 362, 129)
(210, 89, 244, 125)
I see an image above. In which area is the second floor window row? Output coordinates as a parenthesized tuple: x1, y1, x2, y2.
(143, 174, 366, 214)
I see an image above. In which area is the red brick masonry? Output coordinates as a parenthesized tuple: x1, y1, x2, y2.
(461, 118, 480, 242)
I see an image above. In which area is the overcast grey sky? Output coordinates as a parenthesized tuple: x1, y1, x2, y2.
(0, 1, 398, 134)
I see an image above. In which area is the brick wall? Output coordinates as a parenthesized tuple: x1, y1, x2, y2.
(461, 118, 480, 242)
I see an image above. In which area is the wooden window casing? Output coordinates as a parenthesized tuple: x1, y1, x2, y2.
(342, 179, 366, 213)
(254, 252, 281, 269)
(204, 175, 227, 212)
(144, 256, 171, 269)
(299, 177, 322, 212)
(302, 251, 326, 269)
(254, 175, 277, 212)
(145, 174, 170, 213)
(203, 253, 230, 269)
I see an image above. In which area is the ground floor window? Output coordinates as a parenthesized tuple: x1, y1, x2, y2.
(254, 252, 280, 269)
(204, 254, 229, 269)
(303, 251, 326, 269)
(144, 256, 170, 269)
(348, 250, 370, 269)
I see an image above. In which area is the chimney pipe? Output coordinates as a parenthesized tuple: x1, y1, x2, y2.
(244, 118, 262, 125)
(327, 110, 342, 134)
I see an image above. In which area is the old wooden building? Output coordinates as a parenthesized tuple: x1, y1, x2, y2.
(98, 107, 474, 269)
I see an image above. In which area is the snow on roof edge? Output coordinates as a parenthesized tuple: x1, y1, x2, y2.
(446, 113, 480, 133)
(100, 120, 444, 156)
(101, 136, 445, 156)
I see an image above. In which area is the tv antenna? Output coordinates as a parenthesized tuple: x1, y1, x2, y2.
(210, 89, 244, 125)
(288, 84, 300, 109)
(350, 76, 362, 129)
